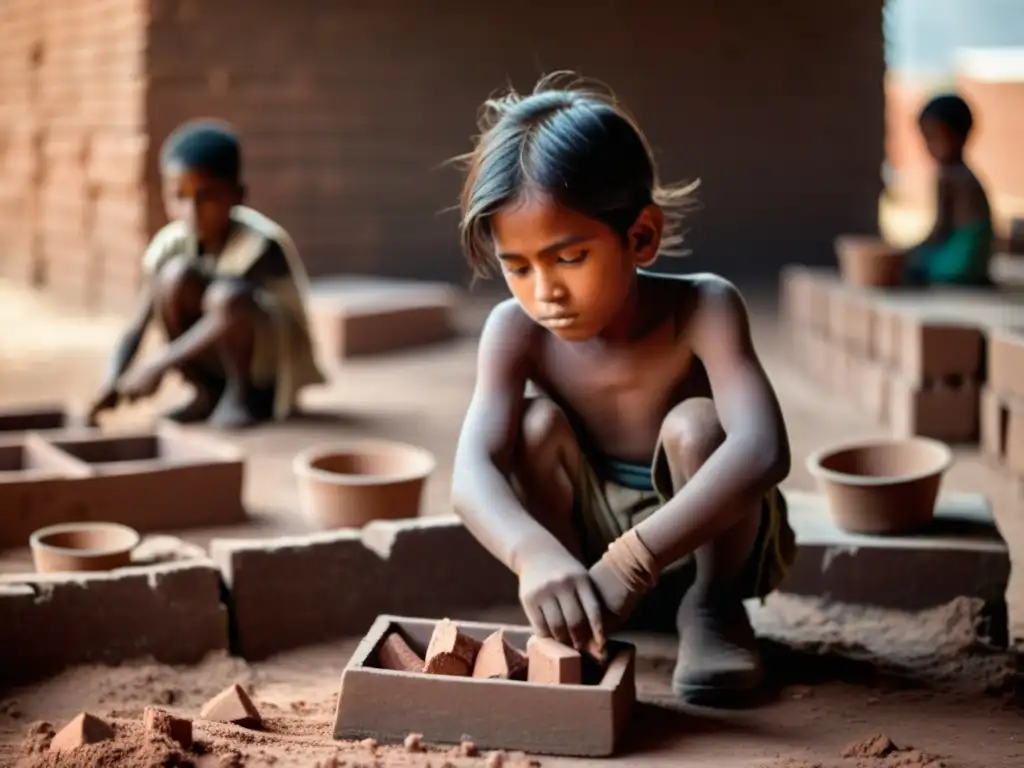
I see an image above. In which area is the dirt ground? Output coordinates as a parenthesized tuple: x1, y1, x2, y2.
(0, 279, 1022, 767)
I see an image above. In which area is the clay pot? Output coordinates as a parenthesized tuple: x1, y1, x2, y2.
(30, 522, 141, 573)
(293, 439, 436, 529)
(805, 437, 953, 534)
(834, 235, 906, 287)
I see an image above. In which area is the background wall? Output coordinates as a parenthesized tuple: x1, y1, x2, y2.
(0, 0, 886, 311)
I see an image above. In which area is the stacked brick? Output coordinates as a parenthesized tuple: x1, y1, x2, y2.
(0, 0, 149, 313)
(782, 265, 986, 444)
(982, 330, 1024, 477)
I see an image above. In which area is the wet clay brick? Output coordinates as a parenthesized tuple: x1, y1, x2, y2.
(50, 713, 114, 752)
(0, 561, 228, 685)
(210, 515, 518, 660)
(779, 490, 1009, 646)
(200, 684, 262, 729)
(896, 319, 984, 382)
(980, 386, 1008, 461)
(1003, 402, 1024, 477)
(378, 631, 425, 673)
(424, 618, 482, 676)
(887, 375, 979, 443)
(143, 707, 192, 748)
(527, 636, 581, 685)
(473, 629, 528, 680)
(988, 328, 1024, 400)
(308, 276, 459, 361)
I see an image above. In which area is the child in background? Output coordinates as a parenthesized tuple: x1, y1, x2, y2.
(88, 119, 324, 428)
(904, 94, 994, 286)
(449, 73, 796, 706)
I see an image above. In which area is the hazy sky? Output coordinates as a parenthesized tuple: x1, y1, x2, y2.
(886, 0, 1024, 74)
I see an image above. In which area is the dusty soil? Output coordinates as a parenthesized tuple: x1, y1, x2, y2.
(0, 280, 1022, 767)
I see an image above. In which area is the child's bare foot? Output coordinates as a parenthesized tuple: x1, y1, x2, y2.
(162, 388, 216, 424)
(672, 588, 763, 706)
(209, 388, 259, 429)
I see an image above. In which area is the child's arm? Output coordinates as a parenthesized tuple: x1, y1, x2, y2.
(452, 300, 604, 651)
(921, 169, 954, 245)
(616, 279, 790, 577)
(88, 283, 155, 418)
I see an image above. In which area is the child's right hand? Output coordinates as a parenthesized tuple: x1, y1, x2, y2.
(516, 542, 605, 654)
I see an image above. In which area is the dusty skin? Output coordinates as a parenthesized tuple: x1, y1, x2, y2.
(0, 282, 1022, 766)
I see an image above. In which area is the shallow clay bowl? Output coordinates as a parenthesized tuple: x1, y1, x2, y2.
(834, 234, 906, 288)
(805, 437, 953, 535)
(293, 439, 437, 529)
(30, 521, 141, 574)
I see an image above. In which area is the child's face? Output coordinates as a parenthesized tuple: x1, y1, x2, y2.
(490, 193, 658, 340)
(919, 116, 962, 163)
(161, 161, 243, 246)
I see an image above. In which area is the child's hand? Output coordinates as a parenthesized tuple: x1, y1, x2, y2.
(87, 384, 121, 424)
(516, 543, 605, 653)
(588, 558, 642, 631)
(118, 362, 165, 401)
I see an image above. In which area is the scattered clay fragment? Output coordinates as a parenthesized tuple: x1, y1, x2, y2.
(460, 739, 479, 757)
(404, 732, 424, 752)
(841, 734, 897, 758)
(424, 619, 483, 676)
(472, 630, 528, 680)
(143, 706, 193, 749)
(360, 736, 378, 750)
(379, 632, 426, 673)
(485, 751, 507, 768)
(199, 683, 263, 730)
(526, 636, 581, 685)
(49, 712, 114, 753)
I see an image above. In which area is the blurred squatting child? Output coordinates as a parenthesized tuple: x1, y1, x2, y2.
(904, 94, 994, 286)
(89, 119, 324, 429)
(449, 73, 796, 705)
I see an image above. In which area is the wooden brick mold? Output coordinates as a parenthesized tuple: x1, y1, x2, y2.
(0, 559, 229, 685)
(333, 615, 635, 757)
(210, 516, 519, 661)
(0, 424, 245, 549)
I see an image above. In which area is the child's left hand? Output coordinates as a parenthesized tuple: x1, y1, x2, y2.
(118, 362, 166, 401)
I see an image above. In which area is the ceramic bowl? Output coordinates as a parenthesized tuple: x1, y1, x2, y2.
(805, 437, 953, 534)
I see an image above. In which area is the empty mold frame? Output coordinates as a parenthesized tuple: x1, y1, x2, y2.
(333, 615, 635, 757)
(0, 404, 73, 434)
(0, 426, 245, 549)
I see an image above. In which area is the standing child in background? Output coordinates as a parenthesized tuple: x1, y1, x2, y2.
(449, 72, 796, 705)
(88, 119, 325, 428)
(904, 94, 994, 286)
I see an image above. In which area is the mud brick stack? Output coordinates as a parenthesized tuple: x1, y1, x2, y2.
(782, 265, 994, 444)
(981, 328, 1024, 478)
(0, 0, 149, 313)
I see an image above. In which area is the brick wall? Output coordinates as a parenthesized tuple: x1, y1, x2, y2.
(0, 0, 149, 312)
(1, 0, 886, 311)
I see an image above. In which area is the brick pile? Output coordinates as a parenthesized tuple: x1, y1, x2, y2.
(782, 265, 989, 444)
(0, 0, 149, 313)
(981, 328, 1024, 478)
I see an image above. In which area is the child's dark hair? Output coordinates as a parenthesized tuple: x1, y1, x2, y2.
(160, 119, 242, 184)
(454, 72, 699, 278)
(919, 94, 974, 140)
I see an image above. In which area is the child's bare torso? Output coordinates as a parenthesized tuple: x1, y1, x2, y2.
(522, 272, 714, 464)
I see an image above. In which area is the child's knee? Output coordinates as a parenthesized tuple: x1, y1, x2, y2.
(156, 255, 207, 313)
(203, 278, 258, 323)
(659, 397, 726, 480)
(520, 398, 575, 456)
